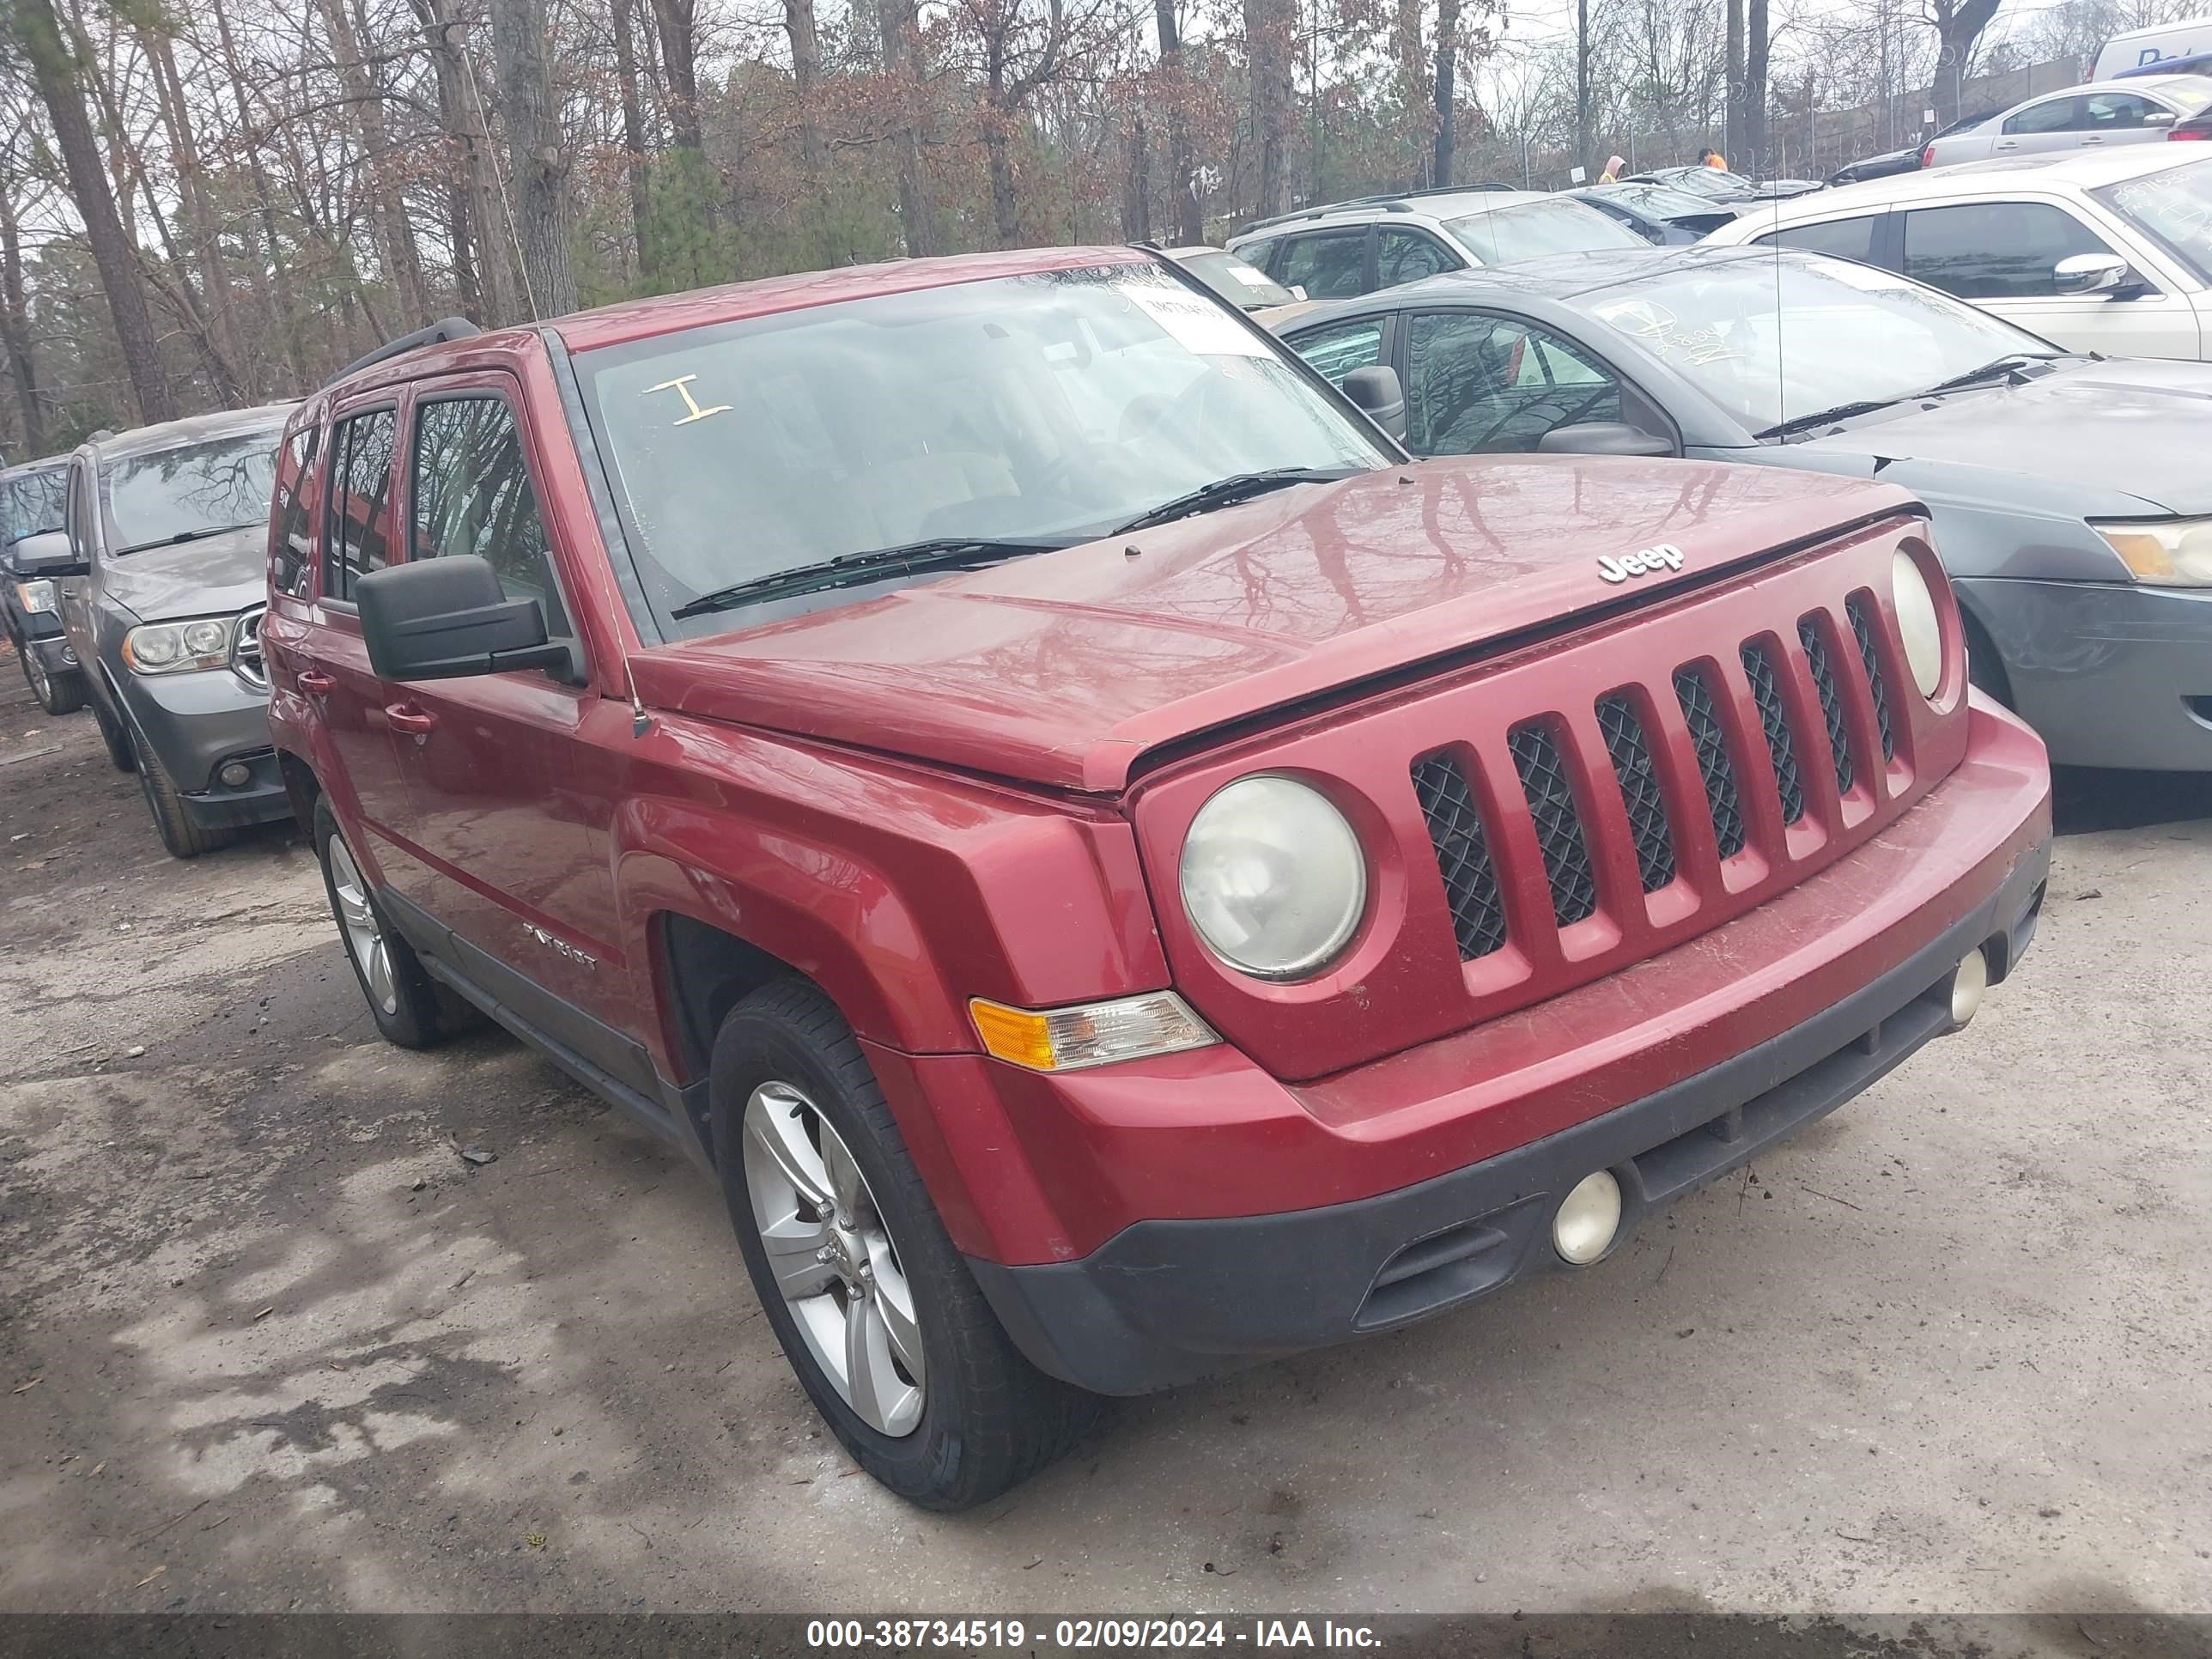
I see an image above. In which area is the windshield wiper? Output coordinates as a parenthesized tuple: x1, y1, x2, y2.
(1112, 467, 1356, 535)
(117, 522, 261, 555)
(1917, 355, 2051, 396)
(671, 537, 1070, 620)
(1753, 399, 1901, 441)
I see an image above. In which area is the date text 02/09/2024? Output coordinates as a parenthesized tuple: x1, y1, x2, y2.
(803, 1619, 1383, 1650)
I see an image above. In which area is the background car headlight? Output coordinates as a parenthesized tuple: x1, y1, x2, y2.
(1178, 775, 1367, 980)
(2092, 518, 2212, 588)
(13, 579, 58, 615)
(1890, 550, 1944, 700)
(122, 616, 239, 675)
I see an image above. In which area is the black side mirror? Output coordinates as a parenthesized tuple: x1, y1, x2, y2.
(6, 530, 86, 578)
(1538, 421, 1677, 458)
(356, 555, 570, 682)
(1340, 365, 1408, 441)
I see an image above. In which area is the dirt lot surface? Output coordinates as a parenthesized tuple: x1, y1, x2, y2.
(3, 652, 2209, 1624)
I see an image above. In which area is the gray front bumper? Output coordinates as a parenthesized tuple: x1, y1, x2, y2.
(112, 664, 289, 826)
(1957, 576, 2212, 770)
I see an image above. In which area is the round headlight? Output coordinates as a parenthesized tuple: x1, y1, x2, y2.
(1891, 550, 1943, 699)
(129, 626, 180, 667)
(182, 619, 229, 657)
(1179, 775, 1367, 980)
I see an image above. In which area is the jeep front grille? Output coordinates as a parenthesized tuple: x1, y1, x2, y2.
(1413, 595, 1903, 963)
(1410, 752, 1510, 960)
(1741, 641, 1806, 825)
(1798, 616, 1855, 798)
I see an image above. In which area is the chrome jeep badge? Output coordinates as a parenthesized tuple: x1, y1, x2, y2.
(1597, 543, 1686, 584)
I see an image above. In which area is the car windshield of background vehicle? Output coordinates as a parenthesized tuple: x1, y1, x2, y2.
(579, 263, 1393, 635)
(1665, 168, 1755, 200)
(1613, 184, 1729, 218)
(102, 432, 283, 554)
(2097, 157, 2212, 283)
(1574, 254, 2061, 434)
(2, 466, 66, 546)
(1176, 250, 1297, 310)
(1446, 198, 1645, 264)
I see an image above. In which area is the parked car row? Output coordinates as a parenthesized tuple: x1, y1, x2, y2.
(32, 211, 2180, 1516)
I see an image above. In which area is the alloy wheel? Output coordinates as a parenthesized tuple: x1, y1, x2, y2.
(741, 1081, 926, 1437)
(327, 836, 398, 1017)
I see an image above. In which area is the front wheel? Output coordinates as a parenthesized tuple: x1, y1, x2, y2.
(21, 647, 87, 715)
(128, 725, 235, 859)
(711, 981, 1095, 1510)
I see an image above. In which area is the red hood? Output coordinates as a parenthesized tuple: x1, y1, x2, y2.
(630, 456, 1914, 793)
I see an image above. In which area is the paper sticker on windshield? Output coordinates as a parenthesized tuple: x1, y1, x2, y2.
(1121, 282, 1273, 357)
(643, 374, 732, 425)
(1224, 260, 1272, 284)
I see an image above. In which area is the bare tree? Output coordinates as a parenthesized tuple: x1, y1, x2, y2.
(9, 0, 176, 422)
(1925, 0, 2005, 125)
(1155, 0, 1200, 242)
(1434, 0, 1463, 187)
(489, 0, 577, 316)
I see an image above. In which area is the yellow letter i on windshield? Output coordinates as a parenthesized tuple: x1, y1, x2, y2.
(644, 374, 732, 425)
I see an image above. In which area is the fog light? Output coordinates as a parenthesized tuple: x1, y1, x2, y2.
(1553, 1170, 1623, 1266)
(60, 646, 77, 665)
(1949, 947, 1989, 1027)
(218, 761, 252, 788)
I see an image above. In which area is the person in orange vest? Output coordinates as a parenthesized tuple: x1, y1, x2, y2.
(1700, 147, 1729, 169)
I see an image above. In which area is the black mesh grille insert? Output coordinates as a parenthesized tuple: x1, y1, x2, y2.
(1596, 695, 1675, 892)
(1673, 665, 1747, 860)
(1846, 596, 1896, 762)
(1411, 751, 1510, 960)
(1798, 617, 1856, 797)
(1741, 641, 1807, 825)
(1509, 721, 1599, 927)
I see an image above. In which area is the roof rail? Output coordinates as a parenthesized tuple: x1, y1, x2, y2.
(324, 316, 482, 390)
(1235, 180, 1523, 236)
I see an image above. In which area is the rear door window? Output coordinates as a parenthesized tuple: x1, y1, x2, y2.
(410, 395, 572, 639)
(1756, 213, 1883, 265)
(270, 427, 320, 599)
(324, 408, 398, 602)
(1900, 201, 2122, 298)
(1278, 231, 1371, 299)
(2004, 96, 2083, 135)
(1288, 318, 1387, 386)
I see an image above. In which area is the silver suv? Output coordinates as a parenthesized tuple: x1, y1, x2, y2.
(1225, 186, 1644, 302)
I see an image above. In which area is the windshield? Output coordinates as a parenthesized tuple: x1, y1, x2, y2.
(1572, 252, 2061, 434)
(578, 263, 1391, 633)
(1662, 168, 1755, 200)
(2097, 156, 2212, 283)
(2, 466, 66, 546)
(1446, 198, 1646, 264)
(1176, 250, 1297, 310)
(102, 431, 282, 553)
(1606, 184, 1730, 219)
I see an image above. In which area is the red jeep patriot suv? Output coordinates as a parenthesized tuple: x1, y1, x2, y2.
(264, 249, 2051, 1510)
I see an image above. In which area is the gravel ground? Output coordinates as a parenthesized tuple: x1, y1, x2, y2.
(2, 650, 2208, 1625)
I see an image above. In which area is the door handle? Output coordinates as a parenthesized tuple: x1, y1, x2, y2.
(298, 670, 336, 693)
(385, 702, 438, 736)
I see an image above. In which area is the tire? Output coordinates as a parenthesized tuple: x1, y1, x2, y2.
(710, 980, 1096, 1510)
(21, 647, 87, 715)
(312, 796, 455, 1049)
(128, 723, 236, 859)
(91, 691, 137, 771)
